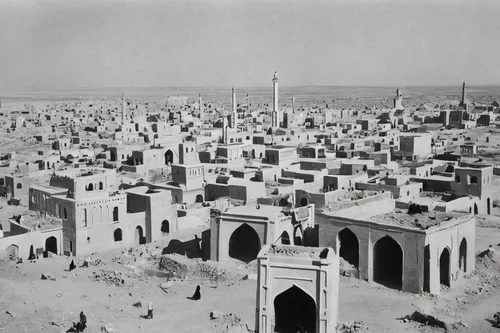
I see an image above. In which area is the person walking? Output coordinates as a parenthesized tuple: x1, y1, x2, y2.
(146, 302, 153, 319)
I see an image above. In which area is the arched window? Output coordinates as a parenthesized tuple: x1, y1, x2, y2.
(113, 207, 119, 222)
(114, 228, 123, 242)
(16, 183, 22, 189)
(87, 183, 94, 191)
(470, 176, 478, 184)
(63, 208, 67, 219)
(99, 182, 104, 190)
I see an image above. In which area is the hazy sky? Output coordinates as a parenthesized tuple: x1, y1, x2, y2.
(1, 0, 499, 91)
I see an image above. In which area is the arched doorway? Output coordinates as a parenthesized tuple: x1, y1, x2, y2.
(195, 194, 204, 203)
(487, 198, 491, 215)
(165, 150, 173, 165)
(114, 228, 123, 242)
(474, 203, 478, 215)
(459, 238, 467, 273)
(228, 223, 260, 263)
(28, 245, 35, 260)
(274, 285, 316, 333)
(161, 220, 170, 235)
(293, 226, 303, 246)
(373, 236, 403, 290)
(280, 231, 290, 245)
(300, 198, 308, 207)
(135, 226, 145, 245)
(338, 228, 359, 268)
(44, 237, 58, 257)
(440, 248, 450, 287)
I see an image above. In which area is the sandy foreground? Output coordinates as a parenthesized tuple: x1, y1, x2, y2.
(0, 211, 500, 333)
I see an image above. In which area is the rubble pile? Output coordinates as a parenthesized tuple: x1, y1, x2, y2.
(402, 311, 447, 329)
(188, 261, 228, 285)
(337, 321, 366, 332)
(158, 255, 188, 279)
(90, 269, 125, 286)
(209, 312, 253, 333)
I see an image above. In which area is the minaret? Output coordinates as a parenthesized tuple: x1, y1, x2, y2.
(272, 71, 279, 127)
(246, 93, 250, 114)
(292, 96, 295, 113)
(461, 81, 466, 106)
(121, 93, 127, 123)
(222, 116, 229, 144)
(231, 87, 237, 128)
(393, 86, 403, 110)
(198, 93, 204, 118)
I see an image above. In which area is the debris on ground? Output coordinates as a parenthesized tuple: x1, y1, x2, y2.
(41, 273, 56, 281)
(158, 255, 188, 279)
(402, 311, 447, 329)
(337, 321, 366, 332)
(90, 269, 125, 286)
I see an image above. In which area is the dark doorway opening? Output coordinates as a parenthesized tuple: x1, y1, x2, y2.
(373, 236, 403, 290)
(161, 220, 170, 235)
(228, 223, 260, 263)
(293, 226, 303, 246)
(274, 285, 316, 333)
(280, 231, 290, 245)
(113, 207, 119, 222)
(165, 150, 173, 165)
(300, 198, 308, 207)
(440, 248, 450, 287)
(195, 194, 204, 203)
(459, 238, 467, 273)
(424, 245, 430, 292)
(29, 245, 35, 260)
(135, 226, 145, 245)
(487, 198, 491, 215)
(474, 203, 478, 215)
(44, 236, 58, 257)
(338, 228, 359, 268)
(114, 228, 123, 242)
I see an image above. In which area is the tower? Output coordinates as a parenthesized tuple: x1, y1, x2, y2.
(394, 86, 403, 110)
(246, 93, 250, 114)
(222, 116, 229, 145)
(121, 93, 127, 123)
(198, 93, 204, 118)
(272, 71, 279, 127)
(231, 87, 237, 129)
(292, 96, 295, 113)
(461, 81, 466, 107)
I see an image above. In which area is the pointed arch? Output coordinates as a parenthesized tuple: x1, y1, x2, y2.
(273, 285, 316, 333)
(440, 247, 451, 287)
(228, 223, 261, 263)
(459, 238, 467, 273)
(338, 228, 359, 268)
(280, 231, 290, 245)
(373, 235, 403, 290)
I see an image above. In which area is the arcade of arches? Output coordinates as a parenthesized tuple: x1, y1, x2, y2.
(373, 236, 403, 290)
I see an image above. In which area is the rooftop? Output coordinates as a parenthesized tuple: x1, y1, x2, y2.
(369, 210, 468, 230)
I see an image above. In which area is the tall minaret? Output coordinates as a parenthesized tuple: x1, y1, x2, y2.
(394, 86, 403, 110)
(246, 93, 250, 113)
(198, 93, 204, 118)
(292, 96, 295, 113)
(121, 93, 127, 123)
(231, 87, 237, 128)
(272, 71, 279, 127)
(461, 81, 466, 106)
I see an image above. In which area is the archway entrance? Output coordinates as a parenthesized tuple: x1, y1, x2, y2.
(338, 228, 359, 268)
(293, 226, 303, 246)
(195, 194, 204, 203)
(424, 245, 430, 292)
(487, 198, 491, 215)
(228, 223, 260, 263)
(280, 231, 290, 245)
(274, 285, 316, 333)
(373, 236, 403, 290)
(114, 228, 123, 242)
(161, 220, 170, 235)
(165, 150, 173, 165)
(135, 226, 145, 245)
(474, 203, 478, 215)
(440, 248, 450, 287)
(44, 237, 58, 257)
(459, 238, 467, 273)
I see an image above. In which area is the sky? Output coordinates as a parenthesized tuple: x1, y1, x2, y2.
(1, 0, 499, 91)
